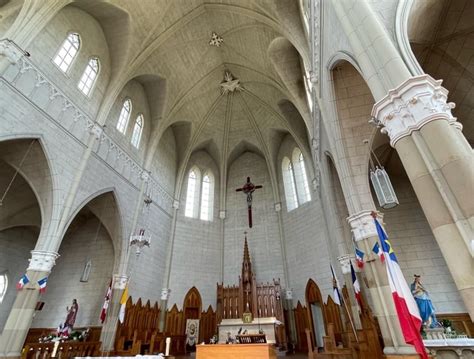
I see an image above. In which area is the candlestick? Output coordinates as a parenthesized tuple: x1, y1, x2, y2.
(165, 337, 171, 356)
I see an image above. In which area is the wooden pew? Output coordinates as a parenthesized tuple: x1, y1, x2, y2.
(22, 341, 101, 359)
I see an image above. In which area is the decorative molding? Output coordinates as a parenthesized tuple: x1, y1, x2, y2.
(285, 289, 293, 300)
(219, 210, 226, 219)
(141, 170, 151, 182)
(347, 210, 383, 242)
(173, 199, 180, 209)
(1, 54, 175, 213)
(161, 288, 171, 301)
(209, 32, 223, 47)
(113, 274, 129, 289)
(0, 39, 24, 65)
(371, 75, 458, 147)
(310, 0, 321, 90)
(337, 254, 354, 275)
(87, 122, 104, 140)
(274, 203, 281, 212)
(220, 71, 241, 94)
(28, 250, 59, 272)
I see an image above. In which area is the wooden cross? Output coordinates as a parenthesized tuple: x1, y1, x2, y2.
(236, 177, 262, 228)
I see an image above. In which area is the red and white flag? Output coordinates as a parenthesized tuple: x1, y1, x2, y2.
(100, 279, 112, 323)
(374, 216, 428, 359)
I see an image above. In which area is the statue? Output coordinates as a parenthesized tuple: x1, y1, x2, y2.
(59, 299, 78, 336)
(411, 275, 437, 327)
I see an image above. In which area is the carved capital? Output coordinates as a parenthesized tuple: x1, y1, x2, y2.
(161, 288, 171, 300)
(28, 250, 59, 273)
(347, 210, 383, 242)
(285, 289, 293, 300)
(371, 75, 458, 147)
(87, 122, 103, 140)
(274, 203, 282, 212)
(140, 170, 150, 182)
(219, 210, 226, 219)
(337, 254, 354, 275)
(113, 274, 129, 289)
(0, 40, 24, 64)
(173, 199, 180, 209)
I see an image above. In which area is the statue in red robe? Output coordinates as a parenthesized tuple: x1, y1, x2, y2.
(61, 299, 78, 335)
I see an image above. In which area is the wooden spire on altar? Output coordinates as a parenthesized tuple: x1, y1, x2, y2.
(216, 233, 284, 324)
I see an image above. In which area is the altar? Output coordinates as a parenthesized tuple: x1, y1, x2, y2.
(196, 343, 277, 359)
(215, 234, 287, 349)
(218, 317, 279, 344)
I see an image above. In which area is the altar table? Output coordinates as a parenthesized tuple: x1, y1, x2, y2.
(196, 343, 277, 359)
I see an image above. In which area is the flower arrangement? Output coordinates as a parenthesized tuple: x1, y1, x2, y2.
(38, 328, 90, 343)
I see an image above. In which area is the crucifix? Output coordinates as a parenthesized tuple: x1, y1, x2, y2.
(236, 177, 262, 228)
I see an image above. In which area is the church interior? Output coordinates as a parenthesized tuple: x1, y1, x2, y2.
(0, 0, 473, 358)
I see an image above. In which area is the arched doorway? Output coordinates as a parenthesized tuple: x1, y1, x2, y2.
(305, 279, 326, 350)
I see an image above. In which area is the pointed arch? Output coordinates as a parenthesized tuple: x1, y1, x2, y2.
(183, 286, 202, 319)
(53, 32, 81, 73)
(185, 167, 201, 218)
(116, 98, 132, 134)
(282, 156, 298, 211)
(131, 114, 144, 148)
(78, 57, 100, 96)
(292, 147, 311, 204)
(200, 171, 214, 221)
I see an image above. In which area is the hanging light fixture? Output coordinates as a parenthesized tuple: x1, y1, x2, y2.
(129, 194, 152, 256)
(368, 145, 399, 209)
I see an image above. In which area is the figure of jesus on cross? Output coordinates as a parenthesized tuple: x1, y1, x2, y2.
(236, 177, 262, 228)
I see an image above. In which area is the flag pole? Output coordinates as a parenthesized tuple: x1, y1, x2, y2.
(341, 285, 359, 344)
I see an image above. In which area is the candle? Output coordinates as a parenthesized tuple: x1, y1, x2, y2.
(52, 340, 60, 357)
(165, 337, 171, 356)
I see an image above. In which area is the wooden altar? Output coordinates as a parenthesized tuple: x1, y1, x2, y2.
(196, 343, 277, 359)
(216, 234, 286, 348)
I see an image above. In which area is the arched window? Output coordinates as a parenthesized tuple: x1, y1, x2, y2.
(77, 57, 99, 96)
(282, 157, 298, 211)
(185, 168, 200, 218)
(293, 148, 311, 204)
(200, 173, 214, 221)
(117, 99, 132, 134)
(0, 272, 7, 304)
(131, 114, 144, 148)
(53, 33, 81, 73)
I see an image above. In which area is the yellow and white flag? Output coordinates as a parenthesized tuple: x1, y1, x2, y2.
(118, 285, 129, 323)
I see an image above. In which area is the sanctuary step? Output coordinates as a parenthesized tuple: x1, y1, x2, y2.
(196, 343, 277, 359)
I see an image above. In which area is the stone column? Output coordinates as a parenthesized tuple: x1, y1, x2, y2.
(158, 288, 171, 332)
(99, 274, 129, 352)
(0, 250, 59, 357)
(284, 288, 297, 351)
(372, 74, 474, 319)
(348, 211, 417, 357)
(337, 254, 362, 330)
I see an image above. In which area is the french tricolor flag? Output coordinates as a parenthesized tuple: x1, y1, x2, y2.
(16, 274, 29, 290)
(37, 277, 48, 294)
(372, 242, 385, 263)
(350, 261, 362, 308)
(374, 216, 428, 359)
(355, 247, 365, 269)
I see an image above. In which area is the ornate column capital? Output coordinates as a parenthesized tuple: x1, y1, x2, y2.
(172, 199, 180, 209)
(337, 254, 354, 275)
(113, 274, 129, 289)
(140, 170, 151, 182)
(274, 203, 282, 212)
(285, 289, 293, 300)
(219, 210, 226, 219)
(87, 122, 104, 140)
(371, 74, 458, 147)
(347, 210, 383, 242)
(0, 39, 24, 64)
(161, 288, 171, 301)
(27, 250, 59, 273)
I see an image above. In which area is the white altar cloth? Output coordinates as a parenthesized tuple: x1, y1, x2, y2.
(218, 317, 279, 344)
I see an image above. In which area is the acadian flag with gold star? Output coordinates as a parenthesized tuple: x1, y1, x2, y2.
(373, 215, 428, 359)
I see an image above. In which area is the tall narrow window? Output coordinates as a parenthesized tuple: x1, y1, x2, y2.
(200, 173, 214, 221)
(282, 157, 298, 211)
(185, 169, 198, 218)
(131, 114, 144, 148)
(117, 99, 132, 134)
(0, 272, 7, 304)
(293, 148, 311, 204)
(77, 57, 99, 96)
(53, 33, 80, 73)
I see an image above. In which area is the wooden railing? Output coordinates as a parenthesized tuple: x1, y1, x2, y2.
(22, 341, 101, 359)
